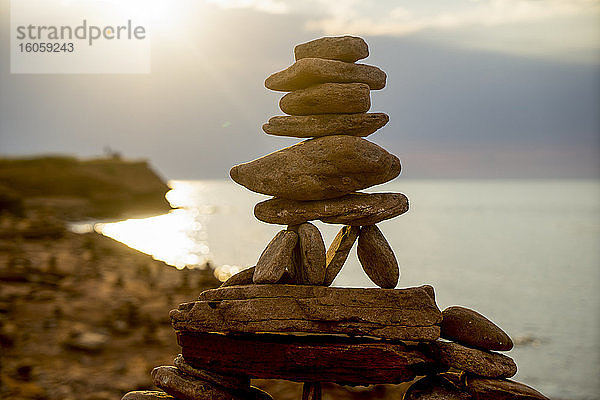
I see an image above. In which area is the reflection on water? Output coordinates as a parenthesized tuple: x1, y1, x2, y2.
(94, 181, 217, 270)
(96, 209, 211, 269)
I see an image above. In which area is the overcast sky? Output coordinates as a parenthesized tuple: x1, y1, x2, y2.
(1, 0, 599, 179)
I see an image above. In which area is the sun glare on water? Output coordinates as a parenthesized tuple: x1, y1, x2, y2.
(95, 209, 210, 269)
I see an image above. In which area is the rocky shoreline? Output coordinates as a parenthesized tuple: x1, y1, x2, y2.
(0, 216, 220, 400)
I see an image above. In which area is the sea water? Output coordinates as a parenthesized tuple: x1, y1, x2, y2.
(94, 179, 600, 399)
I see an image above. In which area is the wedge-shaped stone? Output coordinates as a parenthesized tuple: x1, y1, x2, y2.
(263, 113, 389, 138)
(254, 193, 409, 226)
(179, 333, 436, 385)
(357, 225, 399, 288)
(220, 266, 255, 287)
(279, 83, 370, 115)
(230, 136, 401, 201)
(465, 377, 550, 400)
(441, 306, 513, 351)
(419, 341, 517, 379)
(294, 36, 369, 62)
(254, 230, 298, 284)
(324, 226, 360, 286)
(266, 58, 385, 91)
(171, 284, 441, 341)
(289, 223, 326, 285)
(220, 267, 293, 287)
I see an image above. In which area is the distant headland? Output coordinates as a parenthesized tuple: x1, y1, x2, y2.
(0, 155, 172, 220)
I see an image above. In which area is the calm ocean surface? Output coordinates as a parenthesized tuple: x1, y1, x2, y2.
(92, 179, 600, 399)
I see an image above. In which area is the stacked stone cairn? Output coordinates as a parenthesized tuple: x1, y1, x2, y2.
(121, 37, 549, 400)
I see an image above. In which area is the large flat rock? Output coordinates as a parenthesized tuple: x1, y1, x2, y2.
(178, 332, 437, 385)
(294, 36, 369, 62)
(279, 83, 370, 115)
(262, 113, 389, 138)
(266, 58, 385, 91)
(230, 135, 401, 201)
(254, 192, 409, 226)
(171, 284, 441, 341)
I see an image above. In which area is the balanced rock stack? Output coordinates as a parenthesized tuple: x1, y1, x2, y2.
(121, 37, 549, 400)
(232, 35, 406, 289)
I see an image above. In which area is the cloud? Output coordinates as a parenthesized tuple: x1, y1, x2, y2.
(304, 0, 600, 36)
(205, 0, 289, 14)
(205, 0, 600, 62)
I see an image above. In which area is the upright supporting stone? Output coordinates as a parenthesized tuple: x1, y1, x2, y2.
(289, 223, 326, 285)
(302, 382, 322, 400)
(357, 225, 399, 288)
(253, 230, 298, 284)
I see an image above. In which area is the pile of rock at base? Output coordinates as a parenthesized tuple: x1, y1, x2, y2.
(120, 36, 549, 400)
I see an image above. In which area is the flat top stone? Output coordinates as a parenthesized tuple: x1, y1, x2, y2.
(230, 135, 401, 201)
(294, 36, 369, 62)
(254, 192, 409, 226)
(265, 58, 386, 91)
(441, 306, 513, 351)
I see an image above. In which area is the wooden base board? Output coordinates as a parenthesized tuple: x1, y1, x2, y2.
(179, 332, 441, 385)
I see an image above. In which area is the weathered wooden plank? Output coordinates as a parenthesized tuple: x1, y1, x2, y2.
(302, 383, 322, 400)
(171, 284, 441, 341)
(178, 333, 437, 385)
